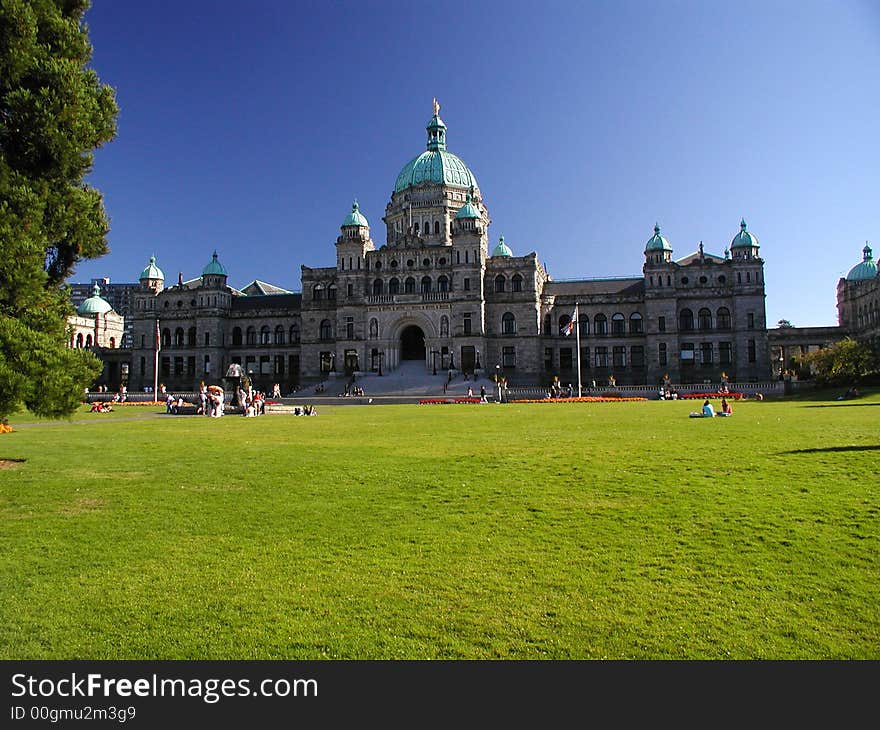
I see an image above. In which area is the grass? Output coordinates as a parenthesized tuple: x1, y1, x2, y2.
(0, 392, 878, 659)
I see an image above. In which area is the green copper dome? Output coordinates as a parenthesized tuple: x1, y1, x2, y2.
(342, 200, 369, 228)
(492, 235, 513, 258)
(202, 251, 227, 277)
(847, 244, 877, 281)
(77, 284, 113, 316)
(139, 255, 164, 281)
(455, 193, 480, 219)
(730, 218, 759, 249)
(644, 223, 672, 252)
(394, 101, 479, 194)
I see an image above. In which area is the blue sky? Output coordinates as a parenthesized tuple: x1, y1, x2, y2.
(76, 0, 880, 327)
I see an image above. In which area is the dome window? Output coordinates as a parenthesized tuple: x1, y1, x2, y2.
(699, 276, 708, 284)
(423, 258, 431, 267)
(681, 276, 689, 285)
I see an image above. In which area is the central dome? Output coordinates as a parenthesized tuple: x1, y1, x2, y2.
(394, 101, 479, 194)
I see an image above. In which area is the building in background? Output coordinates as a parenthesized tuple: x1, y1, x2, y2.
(92, 104, 777, 392)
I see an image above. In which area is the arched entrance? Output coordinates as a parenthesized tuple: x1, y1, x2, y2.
(400, 325, 426, 361)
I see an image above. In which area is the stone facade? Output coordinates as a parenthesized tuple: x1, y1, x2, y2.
(837, 244, 879, 346)
(123, 105, 771, 392)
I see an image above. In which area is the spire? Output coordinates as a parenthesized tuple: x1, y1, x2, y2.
(92, 283, 101, 297)
(741, 218, 748, 231)
(863, 242, 873, 260)
(426, 98, 447, 151)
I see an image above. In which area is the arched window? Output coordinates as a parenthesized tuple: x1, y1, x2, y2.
(420, 276, 431, 294)
(76, 332, 84, 348)
(369, 319, 378, 339)
(594, 314, 607, 335)
(319, 320, 333, 341)
(611, 313, 625, 335)
(434, 220, 440, 235)
(440, 315, 449, 337)
(274, 325, 285, 345)
(716, 307, 731, 330)
(204, 332, 210, 347)
(109, 337, 116, 348)
(313, 285, 323, 301)
(494, 275, 506, 293)
(246, 326, 256, 345)
(232, 327, 242, 346)
(629, 313, 643, 334)
(85, 334, 92, 347)
(414, 222, 420, 234)
(558, 314, 572, 334)
(698, 308, 712, 330)
(512, 274, 523, 292)
(389, 278, 400, 295)
(175, 327, 185, 346)
(679, 309, 694, 331)
(289, 324, 300, 344)
(502, 312, 516, 335)
(327, 284, 337, 300)
(187, 327, 196, 346)
(438, 275, 449, 292)
(373, 279, 383, 296)
(544, 313, 552, 334)
(404, 276, 415, 294)
(578, 315, 589, 336)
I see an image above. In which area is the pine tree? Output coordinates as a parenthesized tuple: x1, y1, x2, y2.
(0, 0, 117, 419)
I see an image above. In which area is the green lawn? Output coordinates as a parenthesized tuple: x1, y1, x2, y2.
(1, 393, 878, 659)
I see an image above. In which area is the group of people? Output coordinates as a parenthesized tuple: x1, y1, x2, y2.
(658, 387, 680, 400)
(89, 402, 114, 413)
(291, 405, 318, 416)
(691, 397, 733, 418)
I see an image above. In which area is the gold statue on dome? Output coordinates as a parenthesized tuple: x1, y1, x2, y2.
(433, 98, 440, 116)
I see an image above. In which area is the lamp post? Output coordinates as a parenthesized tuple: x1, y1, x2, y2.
(495, 364, 502, 402)
(475, 349, 481, 370)
(432, 349, 438, 375)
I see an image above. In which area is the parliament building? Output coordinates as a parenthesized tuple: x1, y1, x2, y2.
(124, 103, 772, 393)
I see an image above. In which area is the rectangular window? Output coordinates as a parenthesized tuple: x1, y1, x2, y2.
(700, 342, 713, 366)
(260, 355, 271, 375)
(681, 343, 695, 367)
(502, 346, 516, 368)
(463, 313, 472, 335)
(544, 347, 553, 371)
(595, 346, 608, 368)
(658, 316, 666, 333)
(719, 342, 732, 365)
(631, 345, 645, 368)
(347, 284, 353, 297)
(320, 351, 332, 373)
(174, 357, 184, 377)
(463, 277, 470, 291)
(161, 357, 170, 378)
(187, 356, 196, 376)
(613, 345, 626, 368)
(747, 312, 755, 329)
(659, 342, 667, 366)
(748, 339, 756, 363)
(289, 354, 299, 382)
(560, 347, 573, 371)
(581, 346, 590, 369)
(346, 317, 354, 340)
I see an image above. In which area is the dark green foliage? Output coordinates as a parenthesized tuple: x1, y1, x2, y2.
(0, 0, 117, 418)
(804, 338, 879, 385)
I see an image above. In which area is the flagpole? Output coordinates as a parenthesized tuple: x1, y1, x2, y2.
(575, 302, 582, 397)
(153, 318, 160, 399)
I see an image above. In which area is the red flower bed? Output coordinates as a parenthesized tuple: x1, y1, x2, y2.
(680, 392, 743, 400)
(419, 398, 484, 405)
(509, 396, 647, 403)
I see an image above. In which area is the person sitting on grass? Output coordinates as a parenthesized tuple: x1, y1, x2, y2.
(719, 397, 733, 416)
(701, 399, 716, 418)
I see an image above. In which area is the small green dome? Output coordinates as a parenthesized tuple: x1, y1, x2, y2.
(77, 284, 113, 316)
(847, 243, 877, 281)
(492, 235, 513, 258)
(731, 218, 760, 249)
(202, 251, 227, 277)
(139, 255, 164, 281)
(342, 200, 369, 228)
(455, 193, 480, 219)
(644, 223, 672, 252)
